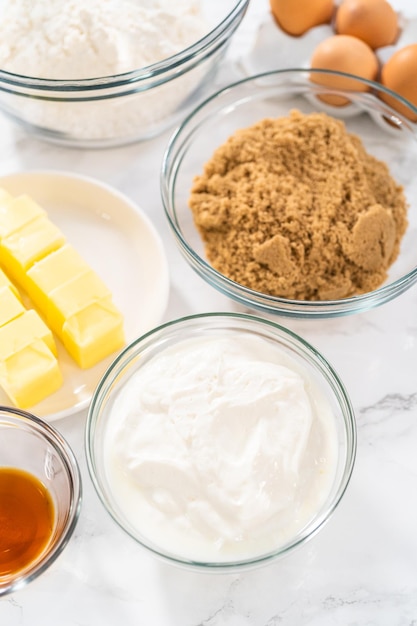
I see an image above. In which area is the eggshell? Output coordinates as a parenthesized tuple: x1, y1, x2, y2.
(380, 44, 417, 122)
(335, 0, 399, 50)
(270, 0, 334, 36)
(310, 34, 379, 105)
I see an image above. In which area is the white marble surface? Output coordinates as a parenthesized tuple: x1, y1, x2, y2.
(1, 1, 417, 624)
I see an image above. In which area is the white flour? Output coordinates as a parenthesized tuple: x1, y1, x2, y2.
(0, 0, 207, 78)
(0, 0, 210, 142)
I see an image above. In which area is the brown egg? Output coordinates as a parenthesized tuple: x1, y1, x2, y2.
(335, 0, 399, 50)
(270, 0, 334, 36)
(380, 44, 417, 122)
(310, 34, 379, 105)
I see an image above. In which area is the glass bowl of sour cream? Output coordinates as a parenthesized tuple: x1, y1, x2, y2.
(86, 312, 356, 572)
(0, 406, 82, 596)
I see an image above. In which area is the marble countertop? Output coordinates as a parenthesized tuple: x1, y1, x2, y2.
(1, 1, 417, 624)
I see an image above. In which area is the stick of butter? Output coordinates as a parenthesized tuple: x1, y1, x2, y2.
(0, 193, 46, 238)
(0, 284, 25, 327)
(0, 337, 63, 409)
(0, 191, 125, 369)
(0, 285, 62, 408)
(0, 215, 66, 286)
(62, 298, 125, 369)
(0, 266, 21, 299)
(25, 243, 88, 311)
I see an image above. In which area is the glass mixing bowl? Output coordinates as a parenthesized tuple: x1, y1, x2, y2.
(86, 312, 356, 573)
(0, 406, 82, 596)
(0, 0, 249, 147)
(161, 68, 417, 318)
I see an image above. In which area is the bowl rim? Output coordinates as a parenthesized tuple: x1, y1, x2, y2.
(161, 68, 417, 319)
(85, 311, 357, 572)
(0, 405, 82, 596)
(0, 0, 249, 92)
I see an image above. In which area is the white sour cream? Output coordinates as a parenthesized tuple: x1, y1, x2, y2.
(103, 333, 338, 562)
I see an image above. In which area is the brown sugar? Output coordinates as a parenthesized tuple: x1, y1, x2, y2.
(188, 110, 408, 300)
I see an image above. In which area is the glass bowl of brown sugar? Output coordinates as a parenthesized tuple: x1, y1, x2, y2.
(161, 69, 417, 318)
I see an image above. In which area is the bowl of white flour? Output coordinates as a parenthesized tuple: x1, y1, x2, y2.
(0, 0, 249, 147)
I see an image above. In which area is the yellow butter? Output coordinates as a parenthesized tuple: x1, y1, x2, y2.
(0, 266, 11, 288)
(0, 215, 66, 285)
(0, 192, 125, 370)
(0, 308, 58, 357)
(62, 299, 125, 369)
(0, 273, 61, 407)
(0, 267, 21, 299)
(26, 263, 125, 369)
(0, 310, 62, 408)
(0, 194, 45, 239)
(0, 285, 26, 328)
(0, 339, 62, 409)
(44, 269, 111, 334)
(26, 243, 90, 311)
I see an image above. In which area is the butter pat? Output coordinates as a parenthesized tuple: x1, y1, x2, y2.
(0, 308, 58, 358)
(0, 216, 66, 285)
(45, 270, 111, 333)
(5, 309, 58, 356)
(0, 193, 45, 239)
(0, 285, 25, 328)
(0, 267, 21, 299)
(44, 271, 124, 368)
(26, 244, 89, 311)
(0, 191, 125, 370)
(0, 341, 62, 409)
(26, 258, 124, 369)
(0, 311, 62, 408)
(62, 299, 125, 369)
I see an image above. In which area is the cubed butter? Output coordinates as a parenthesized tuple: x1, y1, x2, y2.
(0, 266, 11, 288)
(44, 269, 111, 334)
(0, 267, 21, 299)
(0, 191, 125, 370)
(0, 285, 26, 328)
(0, 194, 45, 239)
(25, 260, 125, 369)
(26, 243, 90, 311)
(62, 299, 125, 369)
(0, 310, 62, 408)
(0, 340, 62, 409)
(0, 308, 58, 357)
(0, 215, 66, 285)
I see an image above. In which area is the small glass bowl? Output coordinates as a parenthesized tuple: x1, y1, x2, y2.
(86, 312, 356, 573)
(161, 68, 417, 318)
(0, 406, 82, 596)
(0, 0, 249, 148)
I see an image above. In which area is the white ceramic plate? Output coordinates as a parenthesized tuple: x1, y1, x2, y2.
(0, 170, 170, 422)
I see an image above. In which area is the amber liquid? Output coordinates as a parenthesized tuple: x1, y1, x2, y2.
(0, 468, 54, 577)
